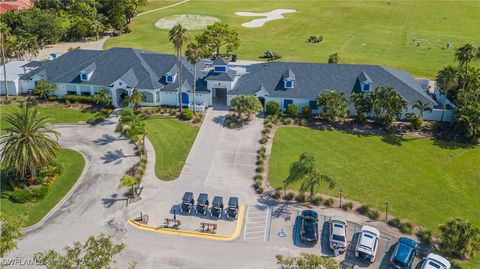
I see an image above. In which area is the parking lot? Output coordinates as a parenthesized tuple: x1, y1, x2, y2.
(240, 203, 424, 269)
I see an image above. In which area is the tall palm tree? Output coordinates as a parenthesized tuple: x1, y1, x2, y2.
(0, 23, 9, 100)
(185, 42, 204, 114)
(169, 23, 188, 112)
(455, 44, 477, 91)
(412, 100, 433, 117)
(0, 104, 60, 182)
(436, 65, 459, 123)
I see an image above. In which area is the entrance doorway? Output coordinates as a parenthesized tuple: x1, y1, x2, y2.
(213, 88, 227, 105)
(258, 97, 265, 109)
(116, 88, 129, 107)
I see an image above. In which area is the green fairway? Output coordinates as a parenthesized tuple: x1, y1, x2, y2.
(1, 105, 96, 134)
(0, 149, 85, 227)
(105, 0, 480, 77)
(269, 127, 480, 231)
(144, 117, 198, 180)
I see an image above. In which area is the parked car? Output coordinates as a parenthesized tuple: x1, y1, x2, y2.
(196, 193, 209, 215)
(299, 210, 319, 245)
(420, 253, 451, 269)
(355, 226, 380, 263)
(226, 197, 239, 219)
(211, 196, 224, 218)
(329, 216, 348, 252)
(181, 192, 194, 213)
(390, 237, 418, 269)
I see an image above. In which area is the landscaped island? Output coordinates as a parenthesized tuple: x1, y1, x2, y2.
(0, 148, 85, 227)
(268, 127, 480, 231)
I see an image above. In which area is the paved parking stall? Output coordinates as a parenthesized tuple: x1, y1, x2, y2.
(243, 205, 271, 241)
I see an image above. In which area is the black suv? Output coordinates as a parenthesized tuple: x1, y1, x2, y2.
(211, 196, 224, 218)
(181, 192, 194, 213)
(226, 197, 239, 219)
(196, 193, 209, 215)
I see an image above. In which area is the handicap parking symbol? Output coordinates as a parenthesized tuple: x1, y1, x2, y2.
(278, 228, 287, 238)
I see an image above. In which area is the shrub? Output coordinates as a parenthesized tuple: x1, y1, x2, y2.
(301, 105, 312, 119)
(272, 190, 281, 199)
(285, 104, 298, 118)
(282, 117, 293, 125)
(285, 192, 294, 201)
(310, 195, 323, 206)
(192, 113, 204, 124)
(298, 118, 310, 127)
(258, 146, 266, 154)
(266, 101, 280, 116)
(254, 174, 263, 181)
(323, 198, 334, 207)
(256, 186, 264, 194)
(399, 221, 415, 235)
(63, 94, 94, 104)
(259, 136, 268, 144)
(260, 50, 281, 61)
(356, 205, 370, 215)
(367, 208, 380, 220)
(387, 218, 402, 228)
(10, 186, 49, 203)
(169, 109, 177, 116)
(48, 95, 58, 101)
(262, 128, 270, 135)
(256, 165, 264, 173)
(416, 228, 433, 244)
(256, 159, 264, 166)
(341, 202, 353, 211)
(295, 193, 306, 203)
(180, 109, 194, 120)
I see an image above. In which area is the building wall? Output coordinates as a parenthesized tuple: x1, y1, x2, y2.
(160, 91, 179, 106)
(0, 80, 19, 96)
(207, 80, 233, 93)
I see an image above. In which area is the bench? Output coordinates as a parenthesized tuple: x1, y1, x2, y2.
(200, 222, 217, 234)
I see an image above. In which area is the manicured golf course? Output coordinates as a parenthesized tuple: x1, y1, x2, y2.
(105, 0, 480, 77)
(145, 117, 199, 180)
(268, 127, 480, 231)
(0, 149, 85, 227)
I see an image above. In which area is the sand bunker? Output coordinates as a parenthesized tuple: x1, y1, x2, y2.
(155, 14, 220, 30)
(235, 9, 296, 28)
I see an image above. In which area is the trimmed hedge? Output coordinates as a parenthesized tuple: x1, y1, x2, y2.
(63, 94, 94, 103)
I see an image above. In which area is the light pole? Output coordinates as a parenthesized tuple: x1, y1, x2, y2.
(385, 202, 390, 221)
(339, 187, 344, 208)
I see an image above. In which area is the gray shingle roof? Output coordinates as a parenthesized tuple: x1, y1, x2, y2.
(23, 48, 208, 92)
(205, 68, 236, 81)
(212, 57, 228, 65)
(231, 62, 436, 105)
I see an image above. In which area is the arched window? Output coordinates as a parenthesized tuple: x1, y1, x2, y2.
(142, 91, 154, 103)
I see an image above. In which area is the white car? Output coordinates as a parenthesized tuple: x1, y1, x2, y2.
(329, 216, 348, 252)
(420, 253, 451, 269)
(355, 226, 380, 263)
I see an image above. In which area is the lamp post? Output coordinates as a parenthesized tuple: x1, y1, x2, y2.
(385, 202, 390, 221)
(339, 187, 344, 208)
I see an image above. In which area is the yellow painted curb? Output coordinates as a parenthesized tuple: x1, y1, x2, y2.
(128, 205, 246, 241)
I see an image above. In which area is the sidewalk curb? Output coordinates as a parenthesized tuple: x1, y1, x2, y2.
(128, 205, 245, 241)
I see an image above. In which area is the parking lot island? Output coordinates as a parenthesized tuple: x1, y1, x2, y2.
(128, 205, 246, 241)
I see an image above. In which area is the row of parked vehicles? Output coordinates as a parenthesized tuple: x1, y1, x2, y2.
(180, 192, 239, 219)
(298, 210, 451, 269)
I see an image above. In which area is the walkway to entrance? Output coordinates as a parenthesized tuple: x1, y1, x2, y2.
(175, 108, 263, 202)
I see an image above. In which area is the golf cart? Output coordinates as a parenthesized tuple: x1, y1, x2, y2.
(181, 192, 194, 213)
(211, 196, 224, 218)
(196, 193, 209, 215)
(226, 197, 239, 219)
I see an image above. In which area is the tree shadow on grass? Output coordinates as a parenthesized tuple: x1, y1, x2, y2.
(431, 138, 477, 150)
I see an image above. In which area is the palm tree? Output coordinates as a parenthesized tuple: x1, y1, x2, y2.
(436, 65, 459, 123)
(121, 175, 138, 201)
(1, 23, 10, 100)
(455, 44, 477, 91)
(185, 42, 204, 114)
(300, 174, 336, 200)
(0, 104, 60, 182)
(285, 152, 336, 200)
(169, 23, 188, 112)
(370, 86, 407, 125)
(412, 100, 433, 117)
(93, 87, 112, 106)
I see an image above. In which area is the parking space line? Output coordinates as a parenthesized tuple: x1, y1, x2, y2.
(246, 230, 265, 234)
(263, 207, 270, 242)
(380, 238, 392, 262)
(267, 206, 273, 242)
(243, 205, 250, 240)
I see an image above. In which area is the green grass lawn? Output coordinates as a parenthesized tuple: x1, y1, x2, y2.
(1, 104, 96, 134)
(269, 127, 480, 231)
(0, 149, 85, 227)
(105, 0, 480, 77)
(144, 117, 199, 180)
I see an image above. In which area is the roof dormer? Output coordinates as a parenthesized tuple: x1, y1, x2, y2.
(213, 57, 228, 73)
(80, 63, 96, 82)
(283, 68, 295, 89)
(165, 65, 177, 84)
(357, 72, 372, 92)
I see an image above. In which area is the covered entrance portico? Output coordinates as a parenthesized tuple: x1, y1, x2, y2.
(115, 88, 129, 107)
(213, 88, 227, 109)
